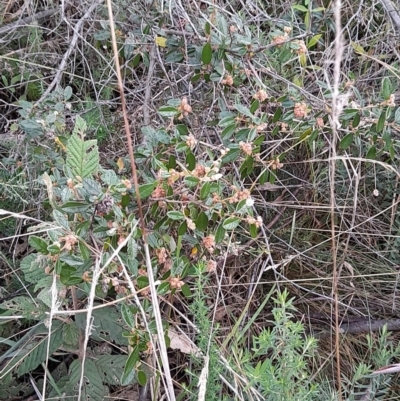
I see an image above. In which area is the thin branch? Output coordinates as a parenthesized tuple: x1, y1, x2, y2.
(35, 0, 104, 105)
(0, 8, 59, 37)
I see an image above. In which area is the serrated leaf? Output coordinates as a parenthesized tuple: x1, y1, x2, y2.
(167, 211, 185, 220)
(196, 212, 209, 232)
(28, 235, 48, 254)
(18, 321, 63, 377)
(223, 217, 241, 230)
(202, 42, 213, 64)
(62, 321, 80, 347)
(339, 133, 353, 150)
(1, 295, 47, 320)
(20, 254, 47, 284)
(66, 359, 108, 401)
(95, 355, 127, 385)
(66, 133, 99, 179)
(72, 115, 87, 135)
(75, 307, 128, 345)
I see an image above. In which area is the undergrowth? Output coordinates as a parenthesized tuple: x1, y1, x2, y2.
(1, 0, 400, 400)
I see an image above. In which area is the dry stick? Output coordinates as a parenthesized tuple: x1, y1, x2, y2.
(35, 0, 104, 106)
(0, 7, 59, 37)
(142, 44, 157, 129)
(106, 2, 176, 400)
(330, 1, 344, 398)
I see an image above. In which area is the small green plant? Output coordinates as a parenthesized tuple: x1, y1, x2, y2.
(239, 290, 320, 401)
(183, 262, 222, 401)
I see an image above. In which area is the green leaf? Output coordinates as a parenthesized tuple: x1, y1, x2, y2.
(60, 265, 82, 285)
(215, 223, 226, 243)
(121, 304, 136, 328)
(200, 182, 211, 199)
(20, 119, 43, 137)
(273, 107, 282, 123)
(178, 220, 187, 235)
(79, 241, 90, 260)
(20, 254, 47, 284)
(75, 307, 128, 345)
(66, 133, 99, 179)
(66, 359, 108, 400)
(339, 133, 353, 150)
(167, 211, 185, 220)
(64, 86, 73, 100)
(381, 77, 392, 100)
(184, 176, 200, 187)
(18, 321, 63, 376)
(234, 103, 253, 118)
(307, 34, 322, 48)
(395, 107, 400, 124)
(138, 370, 147, 386)
(221, 148, 240, 164)
(249, 223, 258, 238)
(202, 42, 213, 64)
(352, 112, 360, 128)
(157, 282, 170, 295)
(158, 106, 178, 117)
(223, 217, 241, 230)
(60, 201, 90, 213)
(181, 283, 191, 297)
(204, 22, 211, 35)
(366, 145, 376, 160)
(95, 355, 127, 385)
(62, 321, 80, 347)
(121, 347, 139, 385)
(250, 100, 259, 114)
(137, 182, 156, 199)
(186, 151, 196, 170)
(292, 4, 308, 12)
(376, 110, 386, 133)
(196, 212, 209, 232)
(28, 235, 49, 254)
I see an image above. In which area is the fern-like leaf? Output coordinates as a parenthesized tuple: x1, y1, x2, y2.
(66, 116, 99, 179)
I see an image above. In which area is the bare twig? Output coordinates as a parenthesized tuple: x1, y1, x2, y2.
(106, 1, 176, 400)
(0, 8, 59, 38)
(35, 0, 104, 105)
(329, 1, 345, 398)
